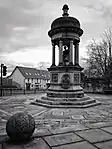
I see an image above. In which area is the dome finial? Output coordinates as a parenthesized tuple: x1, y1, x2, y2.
(62, 4, 69, 17)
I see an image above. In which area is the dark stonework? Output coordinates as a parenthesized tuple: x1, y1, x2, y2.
(74, 73, 80, 84)
(63, 46, 69, 63)
(48, 65, 84, 71)
(52, 74, 58, 82)
(6, 112, 35, 141)
(47, 92, 84, 98)
(61, 74, 71, 89)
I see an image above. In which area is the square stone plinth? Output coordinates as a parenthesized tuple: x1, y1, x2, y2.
(76, 129, 112, 143)
(44, 132, 83, 146)
(52, 141, 97, 149)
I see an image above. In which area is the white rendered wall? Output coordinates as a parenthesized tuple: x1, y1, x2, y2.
(9, 68, 25, 89)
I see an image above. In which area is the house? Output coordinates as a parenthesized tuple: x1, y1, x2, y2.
(0, 77, 21, 89)
(8, 66, 50, 90)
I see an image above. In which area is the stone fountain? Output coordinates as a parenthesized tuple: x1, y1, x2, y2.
(35, 4, 100, 108)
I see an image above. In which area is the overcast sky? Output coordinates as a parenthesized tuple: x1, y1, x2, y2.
(0, 0, 112, 74)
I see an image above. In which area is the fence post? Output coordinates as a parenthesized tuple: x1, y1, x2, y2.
(23, 89, 25, 95)
(3, 89, 4, 96)
(10, 89, 12, 96)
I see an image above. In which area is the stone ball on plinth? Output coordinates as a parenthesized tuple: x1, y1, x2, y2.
(6, 112, 35, 141)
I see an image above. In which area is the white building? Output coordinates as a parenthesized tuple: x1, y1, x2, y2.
(8, 66, 50, 90)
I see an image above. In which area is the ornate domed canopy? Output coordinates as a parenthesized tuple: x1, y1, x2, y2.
(51, 16, 80, 30)
(48, 4, 83, 37)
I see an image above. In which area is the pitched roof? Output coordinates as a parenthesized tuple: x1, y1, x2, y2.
(13, 66, 50, 80)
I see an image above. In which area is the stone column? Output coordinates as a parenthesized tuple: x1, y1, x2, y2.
(69, 40, 73, 65)
(74, 42, 79, 65)
(52, 42, 55, 66)
(59, 40, 63, 65)
(74, 44, 75, 65)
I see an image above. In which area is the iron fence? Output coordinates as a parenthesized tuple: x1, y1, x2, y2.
(0, 88, 46, 96)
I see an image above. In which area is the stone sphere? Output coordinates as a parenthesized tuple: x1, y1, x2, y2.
(6, 112, 35, 141)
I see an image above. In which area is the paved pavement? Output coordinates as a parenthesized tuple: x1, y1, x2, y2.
(0, 93, 112, 148)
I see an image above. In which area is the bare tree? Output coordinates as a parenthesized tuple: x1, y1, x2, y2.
(83, 40, 107, 77)
(84, 28, 112, 79)
(102, 28, 112, 65)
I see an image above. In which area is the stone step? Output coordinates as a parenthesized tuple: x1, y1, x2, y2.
(35, 97, 96, 106)
(32, 100, 101, 108)
(41, 96, 91, 102)
(47, 90, 84, 94)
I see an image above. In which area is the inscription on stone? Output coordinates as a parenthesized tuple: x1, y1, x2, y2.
(52, 74, 58, 82)
(74, 73, 79, 84)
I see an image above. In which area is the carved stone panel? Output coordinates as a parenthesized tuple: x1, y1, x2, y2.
(52, 74, 58, 83)
(74, 73, 79, 84)
(61, 74, 71, 89)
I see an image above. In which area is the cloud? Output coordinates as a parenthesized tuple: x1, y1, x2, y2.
(36, 61, 50, 70)
(0, 0, 51, 53)
(0, 45, 52, 64)
(0, 0, 34, 37)
(0, 0, 112, 70)
(82, 0, 112, 19)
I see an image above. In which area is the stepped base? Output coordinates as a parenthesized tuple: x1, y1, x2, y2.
(32, 95, 101, 108)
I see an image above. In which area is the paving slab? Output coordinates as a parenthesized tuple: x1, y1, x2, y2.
(0, 134, 8, 144)
(49, 124, 88, 134)
(52, 141, 97, 149)
(23, 138, 51, 149)
(71, 115, 84, 120)
(95, 140, 112, 149)
(2, 138, 51, 149)
(61, 119, 80, 125)
(84, 114, 102, 121)
(1, 93, 112, 148)
(44, 132, 83, 146)
(81, 119, 98, 124)
(0, 127, 6, 135)
(34, 128, 53, 137)
(75, 128, 112, 143)
(2, 143, 24, 149)
(84, 121, 112, 129)
(101, 126, 112, 134)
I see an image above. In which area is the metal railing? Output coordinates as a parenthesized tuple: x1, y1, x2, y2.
(0, 88, 46, 96)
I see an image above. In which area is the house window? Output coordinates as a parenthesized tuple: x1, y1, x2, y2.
(32, 78, 33, 82)
(37, 78, 38, 83)
(28, 78, 29, 82)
